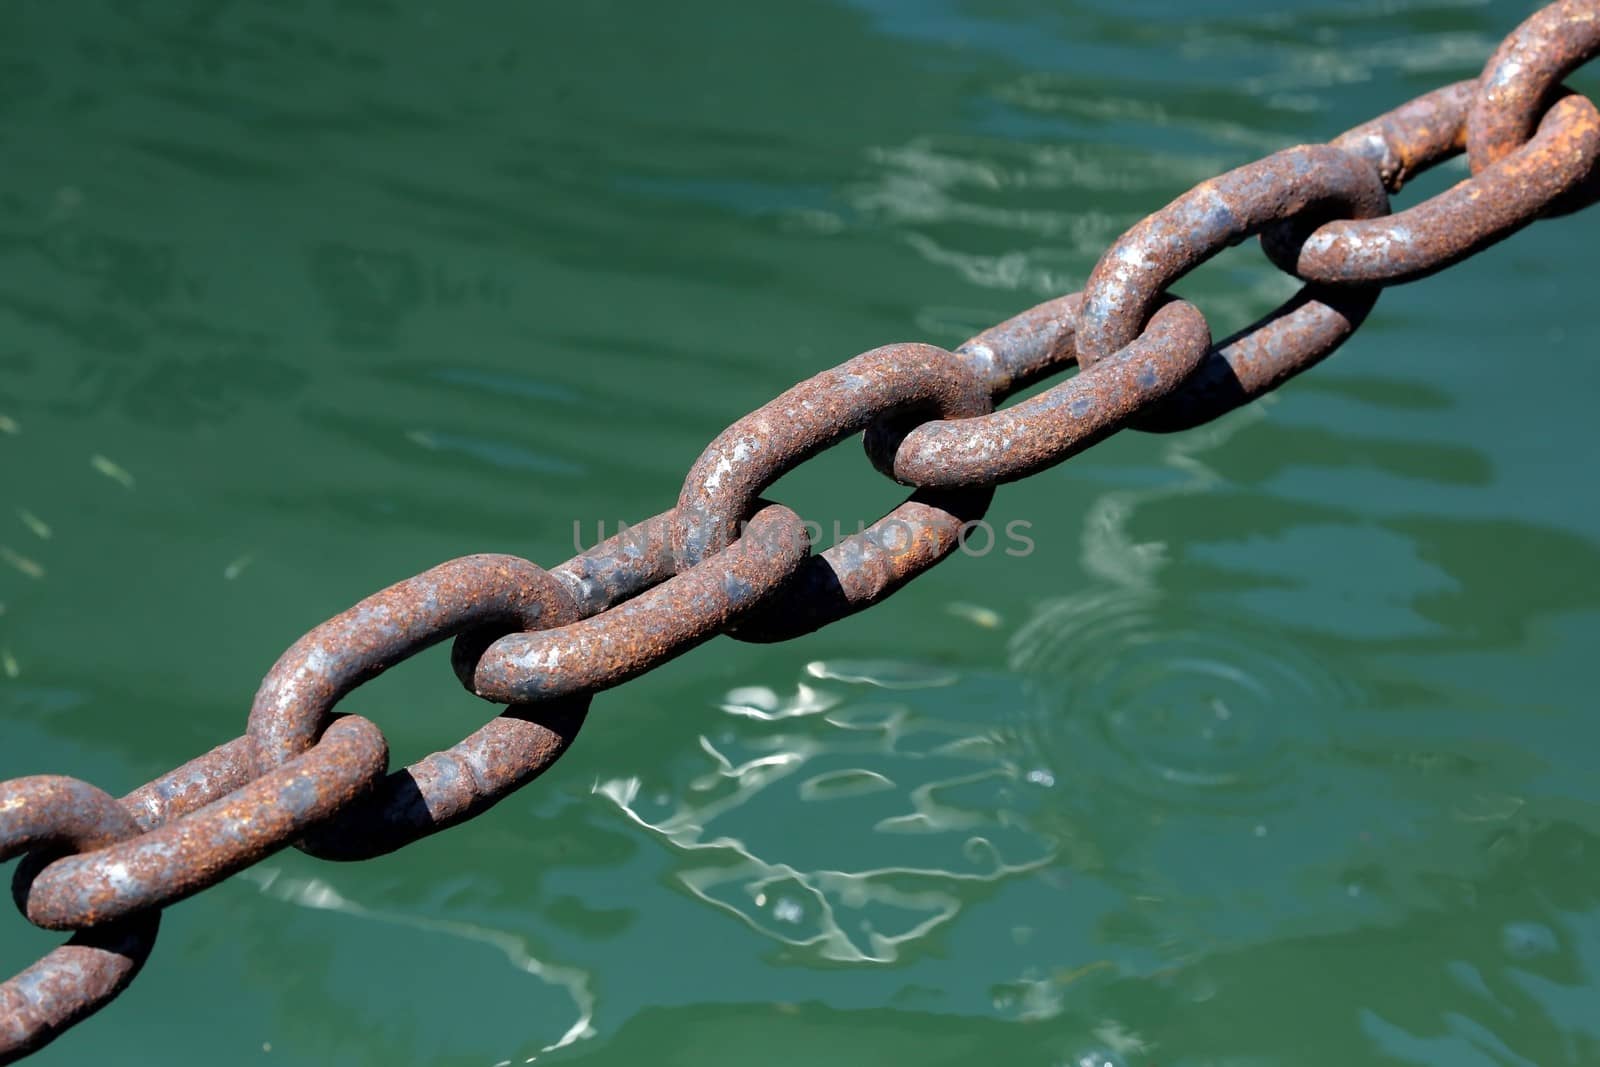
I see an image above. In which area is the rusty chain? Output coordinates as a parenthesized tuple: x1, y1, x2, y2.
(3, 1, 1598, 1058)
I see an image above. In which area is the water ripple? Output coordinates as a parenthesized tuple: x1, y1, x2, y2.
(1009, 586, 1359, 818)
(596, 669, 1056, 964)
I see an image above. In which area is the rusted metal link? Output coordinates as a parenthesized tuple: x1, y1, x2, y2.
(0, 917, 158, 1066)
(245, 554, 586, 860)
(667, 342, 996, 639)
(2, 3, 1597, 1058)
(859, 293, 1074, 484)
(468, 503, 810, 701)
(1468, 0, 1600, 213)
(735, 298, 1079, 631)
(729, 487, 994, 641)
(550, 508, 679, 618)
(1044, 144, 1387, 434)
(1265, 91, 1600, 284)
(15, 717, 387, 928)
(250, 554, 580, 769)
(1080, 143, 1390, 361)
(1, 779, 141, 860)
(301, 701, 589, 861)
(121, 735, 259, 833)
(943, 291, 1083, 403)
(0, 779, 158, 1064)
(673, 342, 991, 565)
(1130, 284, 1379, 434)
(866, 297, 1211, 486)
(1333, 80, 1474, 193)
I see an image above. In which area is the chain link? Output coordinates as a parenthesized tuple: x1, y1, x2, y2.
(3, 2, 1598, 1059)
(1264, 86, 1600, 283)
(0, 779, 157, 1062)
(1468, 0, 1600, 214)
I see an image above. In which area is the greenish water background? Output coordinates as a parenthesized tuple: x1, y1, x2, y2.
(3, 1, 1598, 1064)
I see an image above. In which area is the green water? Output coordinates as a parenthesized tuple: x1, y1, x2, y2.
(3, 1, 1599, 1063)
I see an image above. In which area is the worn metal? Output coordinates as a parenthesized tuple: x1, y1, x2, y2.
(859, 293, 1083, 485)
(868, 298, 1211, 487)
(120, 737, 259, 834)
(470, 503, 810, 701)
(548, 508, 680, 618)
(2, 3, 1597, 1058)
(729, 486, 995, 642)
(245, 554, 591, 860)
(1132, 283, 1380, 434)
(673, 342, 991, 566)
(17, 718, 387, 928)
(1080, 143, 1390, 362)
(0, 780, 157, 1064)
(249, 554, 581, 771)
(0, 917, 158, 1065)
(1333, 80, 1475, 192)
(667, 343, 999, 638)
(1467, 0, 1600, 183)
(1265, 91, 1600, 284)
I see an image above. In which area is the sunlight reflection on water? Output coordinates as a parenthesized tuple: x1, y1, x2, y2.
(596, 663, 1058, 964)
(242, 865, 597, 1060)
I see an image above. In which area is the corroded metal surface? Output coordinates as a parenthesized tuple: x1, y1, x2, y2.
(248, 553, 581, 771)
(0, 916, 158, 1065)
(1132, 284, 1380, 434)
(1266, 92, 1600, 284)
(1467, 0, 1600, 173)
(551, 508, 679, 617)
(471, 503, 811, 701)
(667, 342, 998, 636)
(673, 342, 991, 566)
(2, 3, 1597, 1058)
(869, 298, 1211, 487)
(1333, 80, 1473, 192)
(120, 736, 259, 833)
(18, 718, 387, 929)
(0, 779, 157, 1064)
(299, 698, 590, 861)
(1079, 144, 1389, 362)
(730, 487, 994, 641)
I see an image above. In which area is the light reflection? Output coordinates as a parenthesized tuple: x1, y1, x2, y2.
(901, 232, 1078, 294)
(718, 682, 838, 721)
(798, 768, 895, 802)
(17, 509, 51, 540)
(993, 77, 1287, 154)
(89, 453, 136, 490)
(0, 545, 45, 580)
(1231, 32, 1497, 95)
(946, 601, 1004, 629)
(805, 659, 959, 689)
(243, 867, 596, 1057)
(596, 673, 1056, 963)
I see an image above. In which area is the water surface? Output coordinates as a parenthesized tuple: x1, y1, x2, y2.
(2, 1, 1598, 1064)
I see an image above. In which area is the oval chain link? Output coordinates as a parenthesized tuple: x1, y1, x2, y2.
(668, 341, 996, 640)
(1467, 0, 1600, 213)
(1, 779, 159, 1063)
(468, 502, 812, 700)
(1264, 89, 1600, 283)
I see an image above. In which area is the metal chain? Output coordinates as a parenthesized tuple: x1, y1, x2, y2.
(4, 2, 1599, 1059)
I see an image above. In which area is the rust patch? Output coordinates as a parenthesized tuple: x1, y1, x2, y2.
(1, 778, 158, 1062)
(472, 504, 810, 702)
(1267, 92, 1600, 283)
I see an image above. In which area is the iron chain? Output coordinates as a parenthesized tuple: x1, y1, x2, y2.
(3, 3, 1599, 1060)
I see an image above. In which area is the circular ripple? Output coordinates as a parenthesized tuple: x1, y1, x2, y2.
(1009, 588, 1360, 816)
